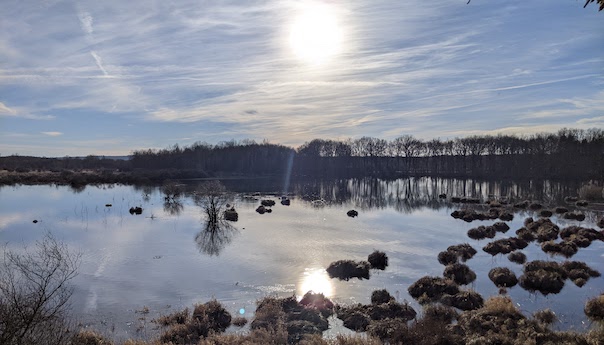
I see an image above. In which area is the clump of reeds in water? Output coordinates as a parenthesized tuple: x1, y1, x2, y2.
(438, 243, 477, 266)
(367, 250, 388, 270)
(223, 207, 238, 221)
(408, 276, 459, 304)
(519, 260, 567, 295)
(336, 289, 416, 333)
(483, 237, 528, 256)
(250, 293, 334, 343)
(507, 251, 527, 264)
(562, 261, 601, 287)
(488, 267, 518, 288)
(443, 263, 476, 285)
(326, 260, 370, 280)
(155, 299, 232, 344)
(347, 209, 359, 217)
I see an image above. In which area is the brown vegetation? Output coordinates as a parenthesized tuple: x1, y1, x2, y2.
(467, 225, 496, 240)
(519, 260, 567, 295)
(507, 251, 527, 264)
(488, 267, 518, 288)
(408, 276, 459, 304)
(483, 237, 528, 256)
(585, 294, 604, 323)
(326, 260, 370, 280)
(438, 243, 477, 265)
(367, 251, 388, 270)
(443, 263, 477, 285)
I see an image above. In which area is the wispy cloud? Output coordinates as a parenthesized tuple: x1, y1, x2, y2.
(78, 11, 94, 35)
(0, 102, 54, 120)
(0, 0, 602, 155)
(41, 131, 63, 136)
(90, 51, 109, 76)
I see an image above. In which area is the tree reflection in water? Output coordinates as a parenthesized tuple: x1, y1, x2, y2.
(195, 219, 239, 256)
(163, 200, 183, 216)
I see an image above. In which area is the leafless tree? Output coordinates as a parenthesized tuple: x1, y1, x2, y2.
(0, 234, 80, 345)
(192, 180, 229, 225)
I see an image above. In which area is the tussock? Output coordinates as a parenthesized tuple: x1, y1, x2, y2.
(539, 209, 553, 217)
(408, 276, 459, 304)
(367, 251, 388, 270)
(488, 267, 518, 288)
(519, 260, 567, 295)
(440, 290, 484, 311)
(585, 294, 604, 323)
(483, 237, 528, 256)
(467, 225, 496, 240)
(443, 263, 476, 285)
(507, 251, 527, 264)
(326, 260, 370, 281)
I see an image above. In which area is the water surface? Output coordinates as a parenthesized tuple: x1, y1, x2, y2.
(0, 178, 602, 340)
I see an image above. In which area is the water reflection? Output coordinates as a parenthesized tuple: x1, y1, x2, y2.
(194, 220, 239, 256)
(298, 268, 333, 299)
(163, 200, 183, 216)
(287, 177, 586, 213)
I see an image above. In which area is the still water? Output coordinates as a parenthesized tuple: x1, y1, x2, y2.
(0, 177, 602, 340)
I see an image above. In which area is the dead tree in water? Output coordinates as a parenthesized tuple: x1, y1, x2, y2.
(193, 180, 229, 225)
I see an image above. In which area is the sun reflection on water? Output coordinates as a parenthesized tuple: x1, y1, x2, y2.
(298, 267, 334, 299)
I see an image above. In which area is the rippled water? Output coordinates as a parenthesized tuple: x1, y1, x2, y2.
(0, 177, 602, 340)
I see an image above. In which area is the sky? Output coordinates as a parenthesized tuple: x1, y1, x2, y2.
(0, 0, 603, 157)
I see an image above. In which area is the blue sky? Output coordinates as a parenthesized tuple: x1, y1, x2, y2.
(1, 0, 602, 156)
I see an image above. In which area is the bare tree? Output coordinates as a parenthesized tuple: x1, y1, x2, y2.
(192, 180, 229, 225)
(0, 234, 80, 345)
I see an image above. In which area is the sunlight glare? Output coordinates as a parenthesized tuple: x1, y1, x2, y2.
(289, 2, 343, 65)
(298, 268, 334, 298)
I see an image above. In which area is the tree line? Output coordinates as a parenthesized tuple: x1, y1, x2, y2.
(1, 128, 603, 180)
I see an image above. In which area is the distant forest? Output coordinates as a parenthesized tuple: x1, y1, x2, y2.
(1, 128, 603, 181)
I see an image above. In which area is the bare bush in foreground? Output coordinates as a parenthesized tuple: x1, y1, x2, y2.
(0, 234, 80, 345)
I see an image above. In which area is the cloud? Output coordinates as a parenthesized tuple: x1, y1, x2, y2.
(90, 51, 109, 76)
(0, 102, 54, 120)
(0, 102, 17, 116)
(0, 0, 603, 154)
(78, 11, 94, 35)
(41, 131, 63, 136)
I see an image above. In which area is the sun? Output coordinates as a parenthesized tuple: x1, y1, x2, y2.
(289, 2, 343, 65)
(298, 268, 334, 298)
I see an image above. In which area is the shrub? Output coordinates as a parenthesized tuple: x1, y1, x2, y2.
(578, 184, 603, 200)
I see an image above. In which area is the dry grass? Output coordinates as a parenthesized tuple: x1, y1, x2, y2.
(578, 184, 603, 200)
(154, 308, 189, 326)
(482, 296, 519, 314)
(71, 330, 114, 345)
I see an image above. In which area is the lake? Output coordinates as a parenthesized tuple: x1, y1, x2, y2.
(0, 177, 602, 341)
